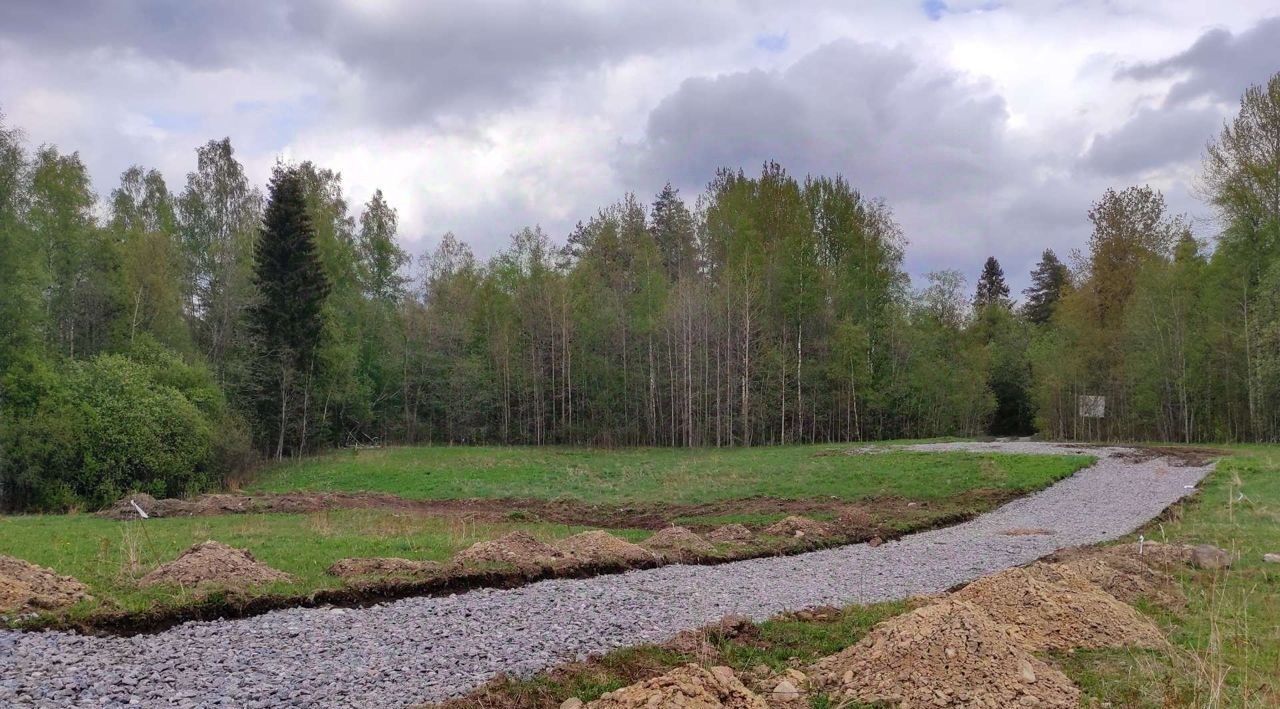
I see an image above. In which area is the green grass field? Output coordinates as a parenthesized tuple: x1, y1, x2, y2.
(247, 444, 1086, 504)
(0, 444, 1091, 625)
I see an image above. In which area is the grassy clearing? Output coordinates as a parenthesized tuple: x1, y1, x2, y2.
(0, 444, 1088, 626)
(1059, 445, 1280, 707)
(249, 444, 1089, 505)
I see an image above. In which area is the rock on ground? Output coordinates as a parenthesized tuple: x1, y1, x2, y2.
(0, 555, 91, 614)
(139, 541, 292, 590)
(1189, 544, 1232, 570)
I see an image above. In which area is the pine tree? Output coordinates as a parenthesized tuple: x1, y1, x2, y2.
(973, 256, 1010, 309)
(1021, 249, 1068, 325)
(250, 165, 330, 458)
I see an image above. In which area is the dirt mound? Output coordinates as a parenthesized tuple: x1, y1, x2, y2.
(0, 555, 92, 614)
(762, 515, 832, 539)
(100, 492, 163, 519)
(641, 526, 717, 561)
(812, 599, 1080, 708)
(953, 563, 1166, 651)
(665, 615, 762, 659)
(139, 541, 293, 590)
(834, 505, 874, 530)
(1051, 543, 1188, 609)
(705, 524, 755, 544)
(587, 663, 768, 708)
(326, 557, 442, 579)
(452, 531, 569, 572)
(554, 531, 655, 566)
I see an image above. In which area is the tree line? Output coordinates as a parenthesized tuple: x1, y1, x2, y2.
(1, 72, 1278, 511)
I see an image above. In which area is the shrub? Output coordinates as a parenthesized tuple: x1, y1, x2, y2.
(0, 344, 248, 512)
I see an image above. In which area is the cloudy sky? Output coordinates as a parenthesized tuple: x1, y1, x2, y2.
(2, 1, 1278, 291)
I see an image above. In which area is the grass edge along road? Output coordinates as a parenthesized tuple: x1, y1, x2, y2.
(429, 444, 1278, 709)
(0, 446, 1089, 628)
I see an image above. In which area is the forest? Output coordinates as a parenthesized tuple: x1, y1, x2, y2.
(0, 72, 1278, 512)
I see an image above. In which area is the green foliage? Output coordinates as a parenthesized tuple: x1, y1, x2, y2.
(1020, 248, 1068, 326)
(249, 165, 331, 458)
(973, 256, 1010, 309)
(0, 352, 216, 511)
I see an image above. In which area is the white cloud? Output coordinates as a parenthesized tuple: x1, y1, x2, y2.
(1, 1, 1277, 287)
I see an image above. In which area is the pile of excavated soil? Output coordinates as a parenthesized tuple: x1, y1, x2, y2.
(953, 563, 1166, 651)
(665, 615, 761, 658)
(1053, 546, 1186, 609)
(762, 515, 832, 539)
(0, 555, 92, 614)
(812, 599, 1081, 708)
(100, 492, 164, 519)
(834, 505, 873, 530)
(705, 524, 755, 544)
(326, 558, 442, 579)
(554, 531, 655, 566)
(586, 663, 768, 708)
(138, 541, 293, 590)
(641, 526, 717, 561)
(452, 532, 569, 572)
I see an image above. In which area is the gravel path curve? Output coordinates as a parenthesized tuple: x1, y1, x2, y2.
(0, 442, 1214, 708)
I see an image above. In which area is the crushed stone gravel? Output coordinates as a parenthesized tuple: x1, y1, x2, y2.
(0, 442, 1213, 708)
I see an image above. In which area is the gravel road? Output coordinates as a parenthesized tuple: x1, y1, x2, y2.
(0, 442, 1215, 708)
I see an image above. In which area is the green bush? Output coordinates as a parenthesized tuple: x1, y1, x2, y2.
(0, 343, 246, 512)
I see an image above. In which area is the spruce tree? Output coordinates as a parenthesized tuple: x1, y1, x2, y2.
(250, 165, 330, 458)
(973, 256, 1010, 309)
(1021, 249, 1068, 325)
(649, 183, 696, 279)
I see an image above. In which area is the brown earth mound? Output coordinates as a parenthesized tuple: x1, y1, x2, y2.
(812, 599, 1081, 708)
(586, 663, 768, 708)
(326, 557, 442, 579)
(1050, 542, 1189, 609)
(452, 531, 570, 572)
(0, 555, 92, 614)
(953, 563, 1166, 651)
(641, 526, 717, 561)
(834, 505, 874, 530)
(139, 541, 293, 590)
(100, 492, 163, 519)
(665, 615, 762, 659)
(762, 515, 832, 539)
(554, 531, 655, 566)
(705, 524, 755, 544)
